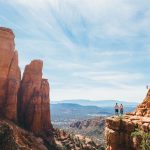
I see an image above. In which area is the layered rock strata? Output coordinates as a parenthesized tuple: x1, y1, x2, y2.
(0, 27, 21, 122)
(105, 90, 150, 150)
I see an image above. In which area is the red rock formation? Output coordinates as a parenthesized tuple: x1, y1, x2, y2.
(135, 89, 150, 117)
(0, 27, 52, 133)
(105, 90, 150, 150)
(18, 60, 52, 132)
(0, 27, 21, 122)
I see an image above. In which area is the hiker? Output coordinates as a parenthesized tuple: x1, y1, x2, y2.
(114, 103, 119, 115)
(120, 104, 124, 115)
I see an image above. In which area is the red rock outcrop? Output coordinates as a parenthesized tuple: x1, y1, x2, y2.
(0, 27, 21, 122)
(135, 89, 150, 117)
(105, 90, 150, 150)
(0, 27, 52, 133)
(18, 60, 52, 132)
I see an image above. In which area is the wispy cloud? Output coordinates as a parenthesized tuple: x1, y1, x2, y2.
(0, 0, 150, 102)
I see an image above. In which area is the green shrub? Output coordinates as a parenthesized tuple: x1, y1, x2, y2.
(131, 129, 150, 150)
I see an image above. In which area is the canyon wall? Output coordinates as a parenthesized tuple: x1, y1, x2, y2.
(0, 27, 52, 133)
(105, 90, 150, 150)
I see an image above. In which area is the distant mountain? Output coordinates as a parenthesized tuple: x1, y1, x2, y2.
(51, 103, 111, 122)
(51, 102, 137, 147)
(52, 99, 138, 107)
(51, 103, 136, 124)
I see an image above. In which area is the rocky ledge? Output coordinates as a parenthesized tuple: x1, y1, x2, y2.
(105, 90, 150, 150)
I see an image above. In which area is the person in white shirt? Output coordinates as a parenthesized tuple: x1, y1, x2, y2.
(114, 103, 119, 115)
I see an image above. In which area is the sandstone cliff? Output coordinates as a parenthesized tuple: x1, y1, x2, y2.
(105, 90, 150, 150)
(18, 60, 52, 132)
(0, 27, 21, 122)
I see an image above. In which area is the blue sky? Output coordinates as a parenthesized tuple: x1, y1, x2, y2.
(0, 0, 150, 102)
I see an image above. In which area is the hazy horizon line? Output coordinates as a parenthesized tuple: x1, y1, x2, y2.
(51, 99, 139, 103)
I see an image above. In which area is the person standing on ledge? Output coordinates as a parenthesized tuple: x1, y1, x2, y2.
(120, 104, 124, 115)
(114, 103, 119, 115)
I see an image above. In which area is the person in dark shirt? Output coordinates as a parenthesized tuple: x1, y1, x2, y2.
(120, 104, 124, 115)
